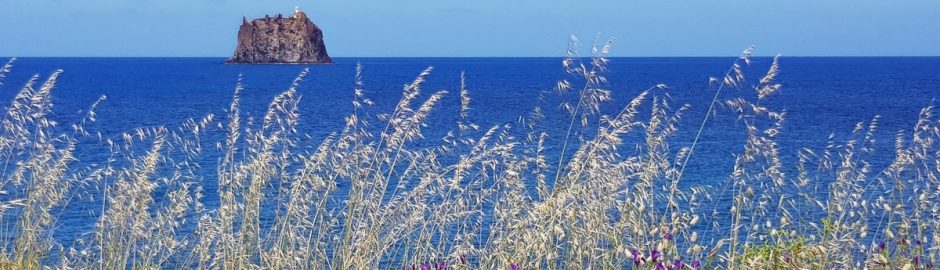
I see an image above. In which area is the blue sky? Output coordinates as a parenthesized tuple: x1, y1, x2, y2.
(0, 0, 938, 57)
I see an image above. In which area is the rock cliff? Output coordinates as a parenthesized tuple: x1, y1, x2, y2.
(227, 11, 332, 64)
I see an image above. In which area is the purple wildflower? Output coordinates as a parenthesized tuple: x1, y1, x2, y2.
(631, 249, 644, 265)
(651, 250, 662, 262)
(655, 262, 666, 270)
(690, 260, 701, 269)
(406, 265, 415, 270)
(664, 232, 674, 241)
(509, 263, 520, 270)
(437, 261, 447, 270)
(421, 263, 431, 270)
(672, 259, 683, 270)
(878, 241, 886, 250)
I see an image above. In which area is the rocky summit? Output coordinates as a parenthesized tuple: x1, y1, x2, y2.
(227, 10, 332, 64)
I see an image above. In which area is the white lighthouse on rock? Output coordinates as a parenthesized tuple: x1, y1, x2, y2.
(294, 6, 302, 17)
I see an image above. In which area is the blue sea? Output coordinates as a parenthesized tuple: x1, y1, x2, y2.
(2, 57, 940, 257)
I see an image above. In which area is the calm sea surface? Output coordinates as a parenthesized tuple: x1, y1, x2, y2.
(2, 57, 940, 253)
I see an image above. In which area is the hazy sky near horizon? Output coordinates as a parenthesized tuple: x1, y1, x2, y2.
(0, 0, 937, 57)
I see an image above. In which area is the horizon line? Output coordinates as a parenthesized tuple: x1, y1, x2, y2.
(4, 55, 940, 59)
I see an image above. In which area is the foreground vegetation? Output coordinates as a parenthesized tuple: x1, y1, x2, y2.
(0, 41, 937, 269)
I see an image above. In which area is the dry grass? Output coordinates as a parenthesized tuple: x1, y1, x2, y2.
(0, 39, 936, 270)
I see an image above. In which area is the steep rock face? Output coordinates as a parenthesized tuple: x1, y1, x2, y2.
(228, 11, 332, 64)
